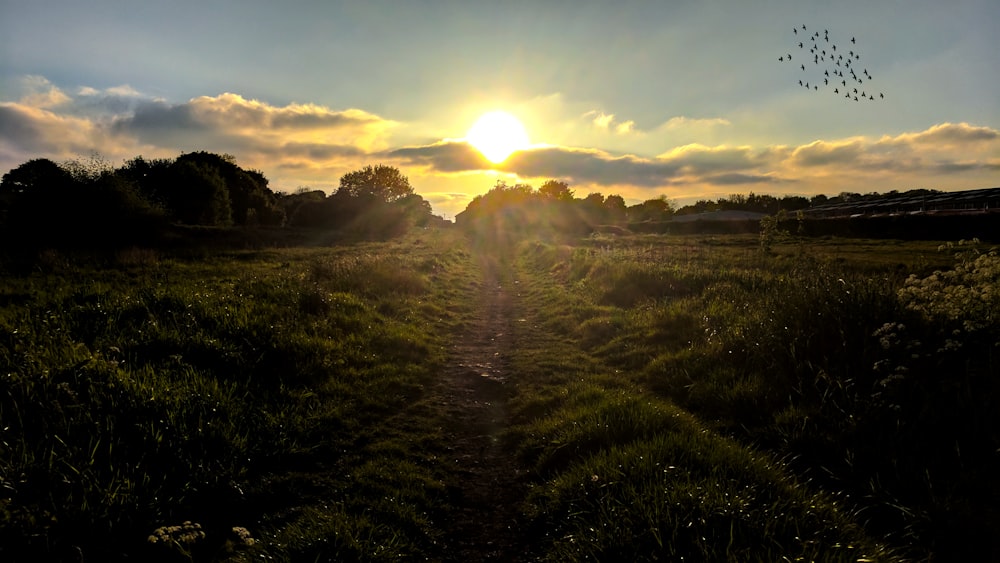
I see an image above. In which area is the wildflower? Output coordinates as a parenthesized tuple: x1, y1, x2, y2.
(231, 526, 256, 547)
(147, 521, 205, 547)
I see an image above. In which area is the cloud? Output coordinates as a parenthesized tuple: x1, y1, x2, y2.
(116, 93, 397, 155)
(389, 140, 491, 172)
(705, 172, 782, 185)
(582, 110, 636, 135)
(503, 146, 684, 186)
(0, 102, 119, 156)
(787, 124, 1000, 175)
(2, 76, 997, 216)
(14, 75, 72, 109)
(790, 139, 866, 167)
(615, 121, 636, 135)
(657, 144, 769, 174)
(0, 79, 404, 201)
(892, 122, 997, 146)
(73, 83, 162, 117)
(661, 116, 731, 130)
(387, 121, 999, 197)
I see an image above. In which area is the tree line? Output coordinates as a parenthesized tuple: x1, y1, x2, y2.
(455, 179, 680, 246)
(0, 149, 959, 254)
(454, 180, 964, 243)
(674, 189, 945, 216)
(0, 153, 440, 250)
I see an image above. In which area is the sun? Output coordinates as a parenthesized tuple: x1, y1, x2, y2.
(465, 110, 530, 164)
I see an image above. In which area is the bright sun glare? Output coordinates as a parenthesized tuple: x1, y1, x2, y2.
(466, 110, 530, 164)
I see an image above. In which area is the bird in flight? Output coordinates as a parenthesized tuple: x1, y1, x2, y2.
(779, 25, 886, 103)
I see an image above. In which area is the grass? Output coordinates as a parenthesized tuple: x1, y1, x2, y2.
(0, 230, 478, 561)
(504, 239, 900, 561)
(0, 229, 995, 561)
(509, 233, 997, 561)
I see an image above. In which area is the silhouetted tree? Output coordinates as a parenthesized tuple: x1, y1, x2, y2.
(394, 193, 434, 227)
(675, 199, 718, 215)
(167, 160, 232, 226)
(1, 158, 72, 201)
(628, 196, 675, 222)
(457, 179, 543, 245)
(810, 194, 830, 206)
(282, 190, 329, 228)
(539, 179, 574, 201)
(779, 195, 811, 211)
(578, 193, 608, 226)
(0, 158, 75, 231)
(118, 156, 174, 209)
(604, 194, 627, 225)
(0, 157, 167, 247)
(337, 164, 413, 203)
(173, 152, 283, 226)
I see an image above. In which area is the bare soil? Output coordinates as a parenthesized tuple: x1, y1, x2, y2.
(430, 261, 536, 562)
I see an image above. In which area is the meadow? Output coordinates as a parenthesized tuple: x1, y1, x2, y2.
(1, 229, 997, 561)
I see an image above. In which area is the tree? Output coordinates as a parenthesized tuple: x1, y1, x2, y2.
(604, 194, 627, 224)
(118, 155, 174, 208)
(337, 164, 413, 203)
(779, 195, 811, 211)
(173, 152, 282, 226)
(167, 160, 232, 226)
(539, 179, 574, 201)
(810, 194, 829, 206)
(628, 196, 675, 222)
(0, 158, 75, 230)
(578, 192, 608, 226)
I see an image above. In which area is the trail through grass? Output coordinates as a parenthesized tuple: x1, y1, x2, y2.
(1, 231, 993, 561)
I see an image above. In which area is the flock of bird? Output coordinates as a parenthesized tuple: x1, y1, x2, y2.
(779, 25, 885, 102)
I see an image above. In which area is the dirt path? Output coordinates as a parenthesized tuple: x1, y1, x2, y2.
(431, 257, 534, 562)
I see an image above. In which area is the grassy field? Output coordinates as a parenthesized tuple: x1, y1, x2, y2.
(1, 230, 997, 561)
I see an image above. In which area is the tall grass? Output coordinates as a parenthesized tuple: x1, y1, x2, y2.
(0, 231, 477, 561)
(2, 231, 993, 560)
(511, 234, 996, 561)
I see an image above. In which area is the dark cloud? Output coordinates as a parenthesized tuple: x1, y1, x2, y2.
(113, 93, 394, 152)
(0, 103, 100, 155)
(100, 94, 397, 164)
(0, 104, 46, 150)
(279, 142, 365, 160)
(706, 172, 781, 185)
(391, 140, 812, 189)
(74, 85, 156, 117)
(389, 141, 491, 172)
(270, 108, 380, 129)
(501, 147, 683, 187)
(933, 160, 1000, 174)
(389, 141, 686, 187)
(115, 99, 206, 136)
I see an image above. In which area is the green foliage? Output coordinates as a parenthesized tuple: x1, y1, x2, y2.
(0, 151, 290, 254)
(337, 164, 413, 203)
(627, 195, 675, 222)
(539, 179, 574, 201)
(0, 231, 475, 561)
(1, 230, 994, 561)
(513, 234, 996, 561)
(758, 208, 789, 251)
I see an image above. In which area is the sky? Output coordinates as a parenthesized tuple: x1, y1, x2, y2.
(1, 0, 998, 219)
